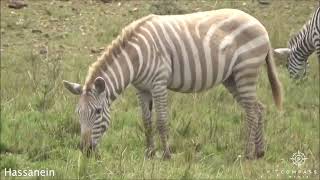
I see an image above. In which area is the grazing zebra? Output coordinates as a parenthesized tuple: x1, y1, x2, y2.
(63, 9, 283, 160)
(274, 7, 320, 78)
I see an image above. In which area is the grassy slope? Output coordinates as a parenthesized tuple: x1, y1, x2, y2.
(1, 0, 319, 179)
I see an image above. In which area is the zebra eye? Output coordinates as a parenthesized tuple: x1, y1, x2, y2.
(96, 108, 102, 114)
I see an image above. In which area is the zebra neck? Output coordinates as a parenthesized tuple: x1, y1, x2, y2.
(291, 36, 314, 61)
(290, 22, 315, 61)
(101, 45, 141, 101)
(99, 65, 131, 102)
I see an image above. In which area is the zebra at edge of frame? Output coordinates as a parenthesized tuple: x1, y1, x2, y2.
(274, 6, 320, 78)
(63, 8, 283, 160)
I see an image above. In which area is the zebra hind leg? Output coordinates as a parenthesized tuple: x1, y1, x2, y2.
(137, 90, 156, 158)
(223, 75, 239, 100)
(316, 47, 320, 72)
(255, 101, 265, 158)
(242, 101, 259, 160)
(224, 73, 262, 159)
(223, 75, 255, 159)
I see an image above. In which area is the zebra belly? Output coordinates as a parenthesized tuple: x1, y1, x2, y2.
(167, 61, 223, 93)
(167, 83, 217, 93)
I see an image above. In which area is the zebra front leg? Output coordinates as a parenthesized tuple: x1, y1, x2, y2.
(151, 84, 171, 159)
(137, 91, 155, 158)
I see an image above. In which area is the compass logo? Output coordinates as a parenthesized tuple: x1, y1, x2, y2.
(263, 151, 317, 179)
(290, 151, 308, 167)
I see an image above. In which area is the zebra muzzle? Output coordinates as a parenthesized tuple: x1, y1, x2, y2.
(80, 129, 97, 156)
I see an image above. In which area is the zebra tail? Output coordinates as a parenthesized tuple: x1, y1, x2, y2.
(266, 45, 283, 110)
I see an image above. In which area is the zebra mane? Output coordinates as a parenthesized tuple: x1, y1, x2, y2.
(83, 14, 155, 90)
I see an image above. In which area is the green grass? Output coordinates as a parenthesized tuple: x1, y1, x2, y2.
(1, 0, 319, 179)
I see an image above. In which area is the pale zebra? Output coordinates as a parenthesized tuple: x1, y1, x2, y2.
(274, 7, 320, 78)
(63, 9, 283, 159)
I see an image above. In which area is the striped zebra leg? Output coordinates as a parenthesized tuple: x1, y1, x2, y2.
(316, 50, 320, 76)
(151, 83, 171, 159)
(255, 101, 265, 158)
(244, 105, 258, 159)
(224, 72, 262, 159)
(223, 75, 240, 101)
(316, 47, 320, 73)
(314, 31, 320, 62)
(137, 90, 155, 158)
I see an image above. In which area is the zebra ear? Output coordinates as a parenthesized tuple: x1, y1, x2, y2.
(94, 77, 106, 94)
(63, 80, 83, 95)
(274, 48, 291, 59)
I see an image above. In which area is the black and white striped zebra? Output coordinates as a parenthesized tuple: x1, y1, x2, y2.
(63, 9, 283, 160)
(274, 7, 320, 78)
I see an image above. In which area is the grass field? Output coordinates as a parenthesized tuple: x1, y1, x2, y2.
(1, 0, 319, 179)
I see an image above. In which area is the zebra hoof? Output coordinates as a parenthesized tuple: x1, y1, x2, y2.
(162, 150, 171, 160)
(245, 155, 255, 160)
(256, 150, 265, 159)
(145, 148, 156, 159)
(244, 152, 255, 160)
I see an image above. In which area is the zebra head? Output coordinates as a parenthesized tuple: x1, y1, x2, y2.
(63, 77, 110, 156)
(274, 48, 308, 79)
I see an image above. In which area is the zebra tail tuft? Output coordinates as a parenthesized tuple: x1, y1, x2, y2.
(266, 45, 283, 110)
